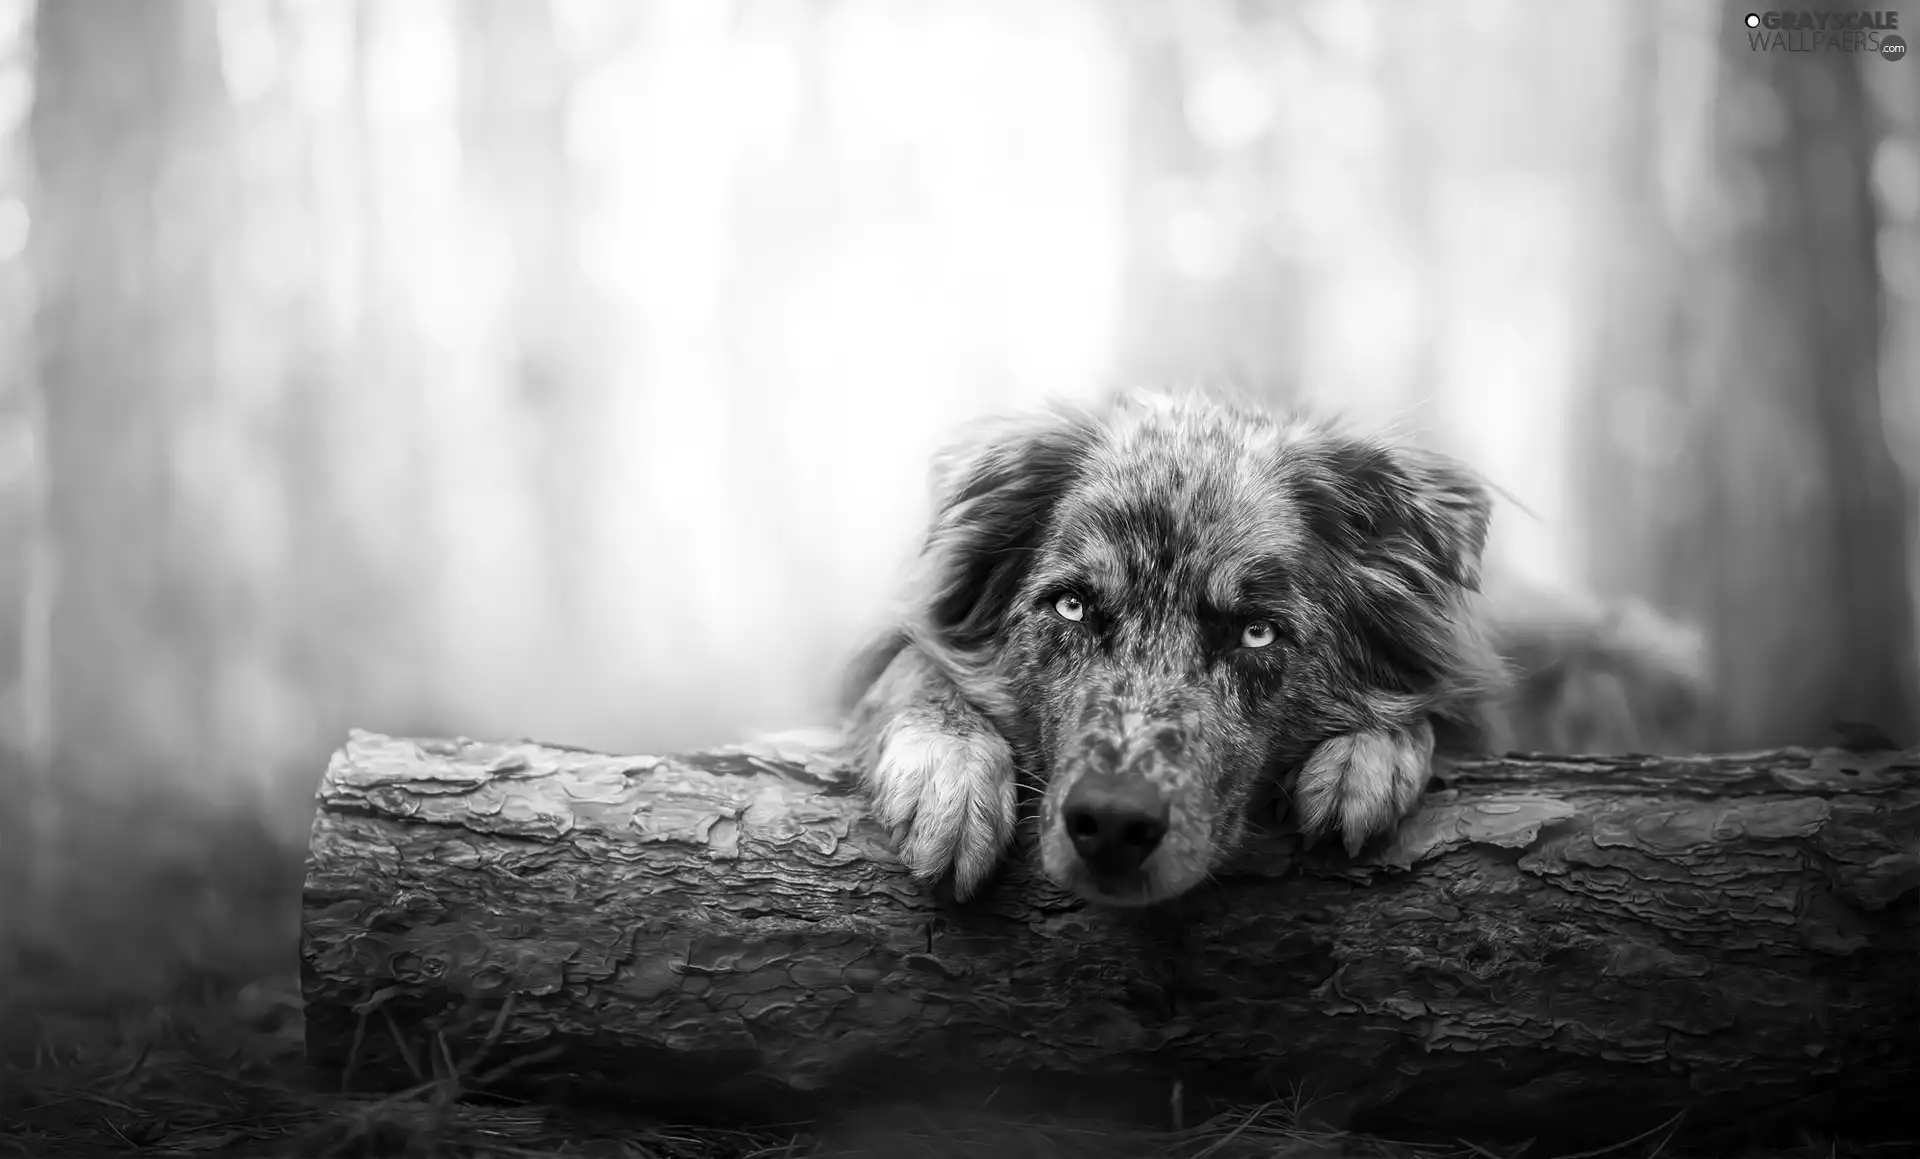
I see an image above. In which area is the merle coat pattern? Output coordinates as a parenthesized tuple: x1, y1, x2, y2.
(843, 389, 1521, 906)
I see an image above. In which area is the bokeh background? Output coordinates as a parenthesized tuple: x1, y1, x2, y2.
(0, 0, 1914, 984)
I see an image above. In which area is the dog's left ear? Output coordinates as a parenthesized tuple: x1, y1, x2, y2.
(1294, 437, 1493, 596)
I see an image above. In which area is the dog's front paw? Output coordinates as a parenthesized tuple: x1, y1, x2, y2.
(1294, 720, 1435, 857)
(862, 723, 1017, 899)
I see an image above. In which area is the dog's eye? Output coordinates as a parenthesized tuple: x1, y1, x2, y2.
(1240, 620, 1278, 649)
(1052, 594, 1087, 623)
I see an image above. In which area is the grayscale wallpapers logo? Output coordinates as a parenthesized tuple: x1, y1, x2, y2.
(1743, 10, 1906, 58)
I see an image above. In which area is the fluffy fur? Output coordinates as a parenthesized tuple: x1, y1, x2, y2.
(1477, 575, 1710, 755)
(843, 389, 1706, 907)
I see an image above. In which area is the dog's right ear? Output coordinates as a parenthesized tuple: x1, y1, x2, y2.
(914, 406, 1092, 659)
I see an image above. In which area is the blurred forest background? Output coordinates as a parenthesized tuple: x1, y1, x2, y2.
(0, 0, 1914, 876)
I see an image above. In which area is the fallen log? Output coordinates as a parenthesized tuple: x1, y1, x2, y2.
(300, 730, 1920, 1146)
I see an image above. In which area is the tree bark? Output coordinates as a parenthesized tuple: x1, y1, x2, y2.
(301, 730, 1920, 1145)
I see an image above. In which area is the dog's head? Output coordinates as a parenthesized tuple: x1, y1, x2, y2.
(908, 391, 1500, 905)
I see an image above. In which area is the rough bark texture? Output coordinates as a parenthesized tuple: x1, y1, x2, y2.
(301, 730, 1920, 1145)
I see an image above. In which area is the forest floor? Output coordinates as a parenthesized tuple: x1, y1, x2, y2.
(0, 772, 1906, 1159)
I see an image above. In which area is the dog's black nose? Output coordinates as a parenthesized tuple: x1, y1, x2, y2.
(1062, 775, 1170, 876)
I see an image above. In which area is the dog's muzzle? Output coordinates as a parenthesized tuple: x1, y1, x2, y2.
(1061, 771, 1169, 876)
(1052, 676, 1204, 894)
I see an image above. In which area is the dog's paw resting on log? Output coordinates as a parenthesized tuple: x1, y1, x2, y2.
(843, 389, 1709, 906)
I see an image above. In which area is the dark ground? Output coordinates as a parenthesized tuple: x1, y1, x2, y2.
(0, 762, 1905, 1159)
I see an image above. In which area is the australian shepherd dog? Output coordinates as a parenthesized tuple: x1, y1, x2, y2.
(842, 389, 1706, 907)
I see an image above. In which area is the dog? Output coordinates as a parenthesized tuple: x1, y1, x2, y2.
(841, 389, 1707, 907)
(1477, 574, 1710, 756)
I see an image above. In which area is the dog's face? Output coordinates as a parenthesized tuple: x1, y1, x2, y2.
(912, 393, 1494, 905)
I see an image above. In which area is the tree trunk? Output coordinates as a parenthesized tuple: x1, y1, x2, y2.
(29, 0, 234, 796)
(1601, 0, 1920, 752)
(300, 730, 1920, 1145)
